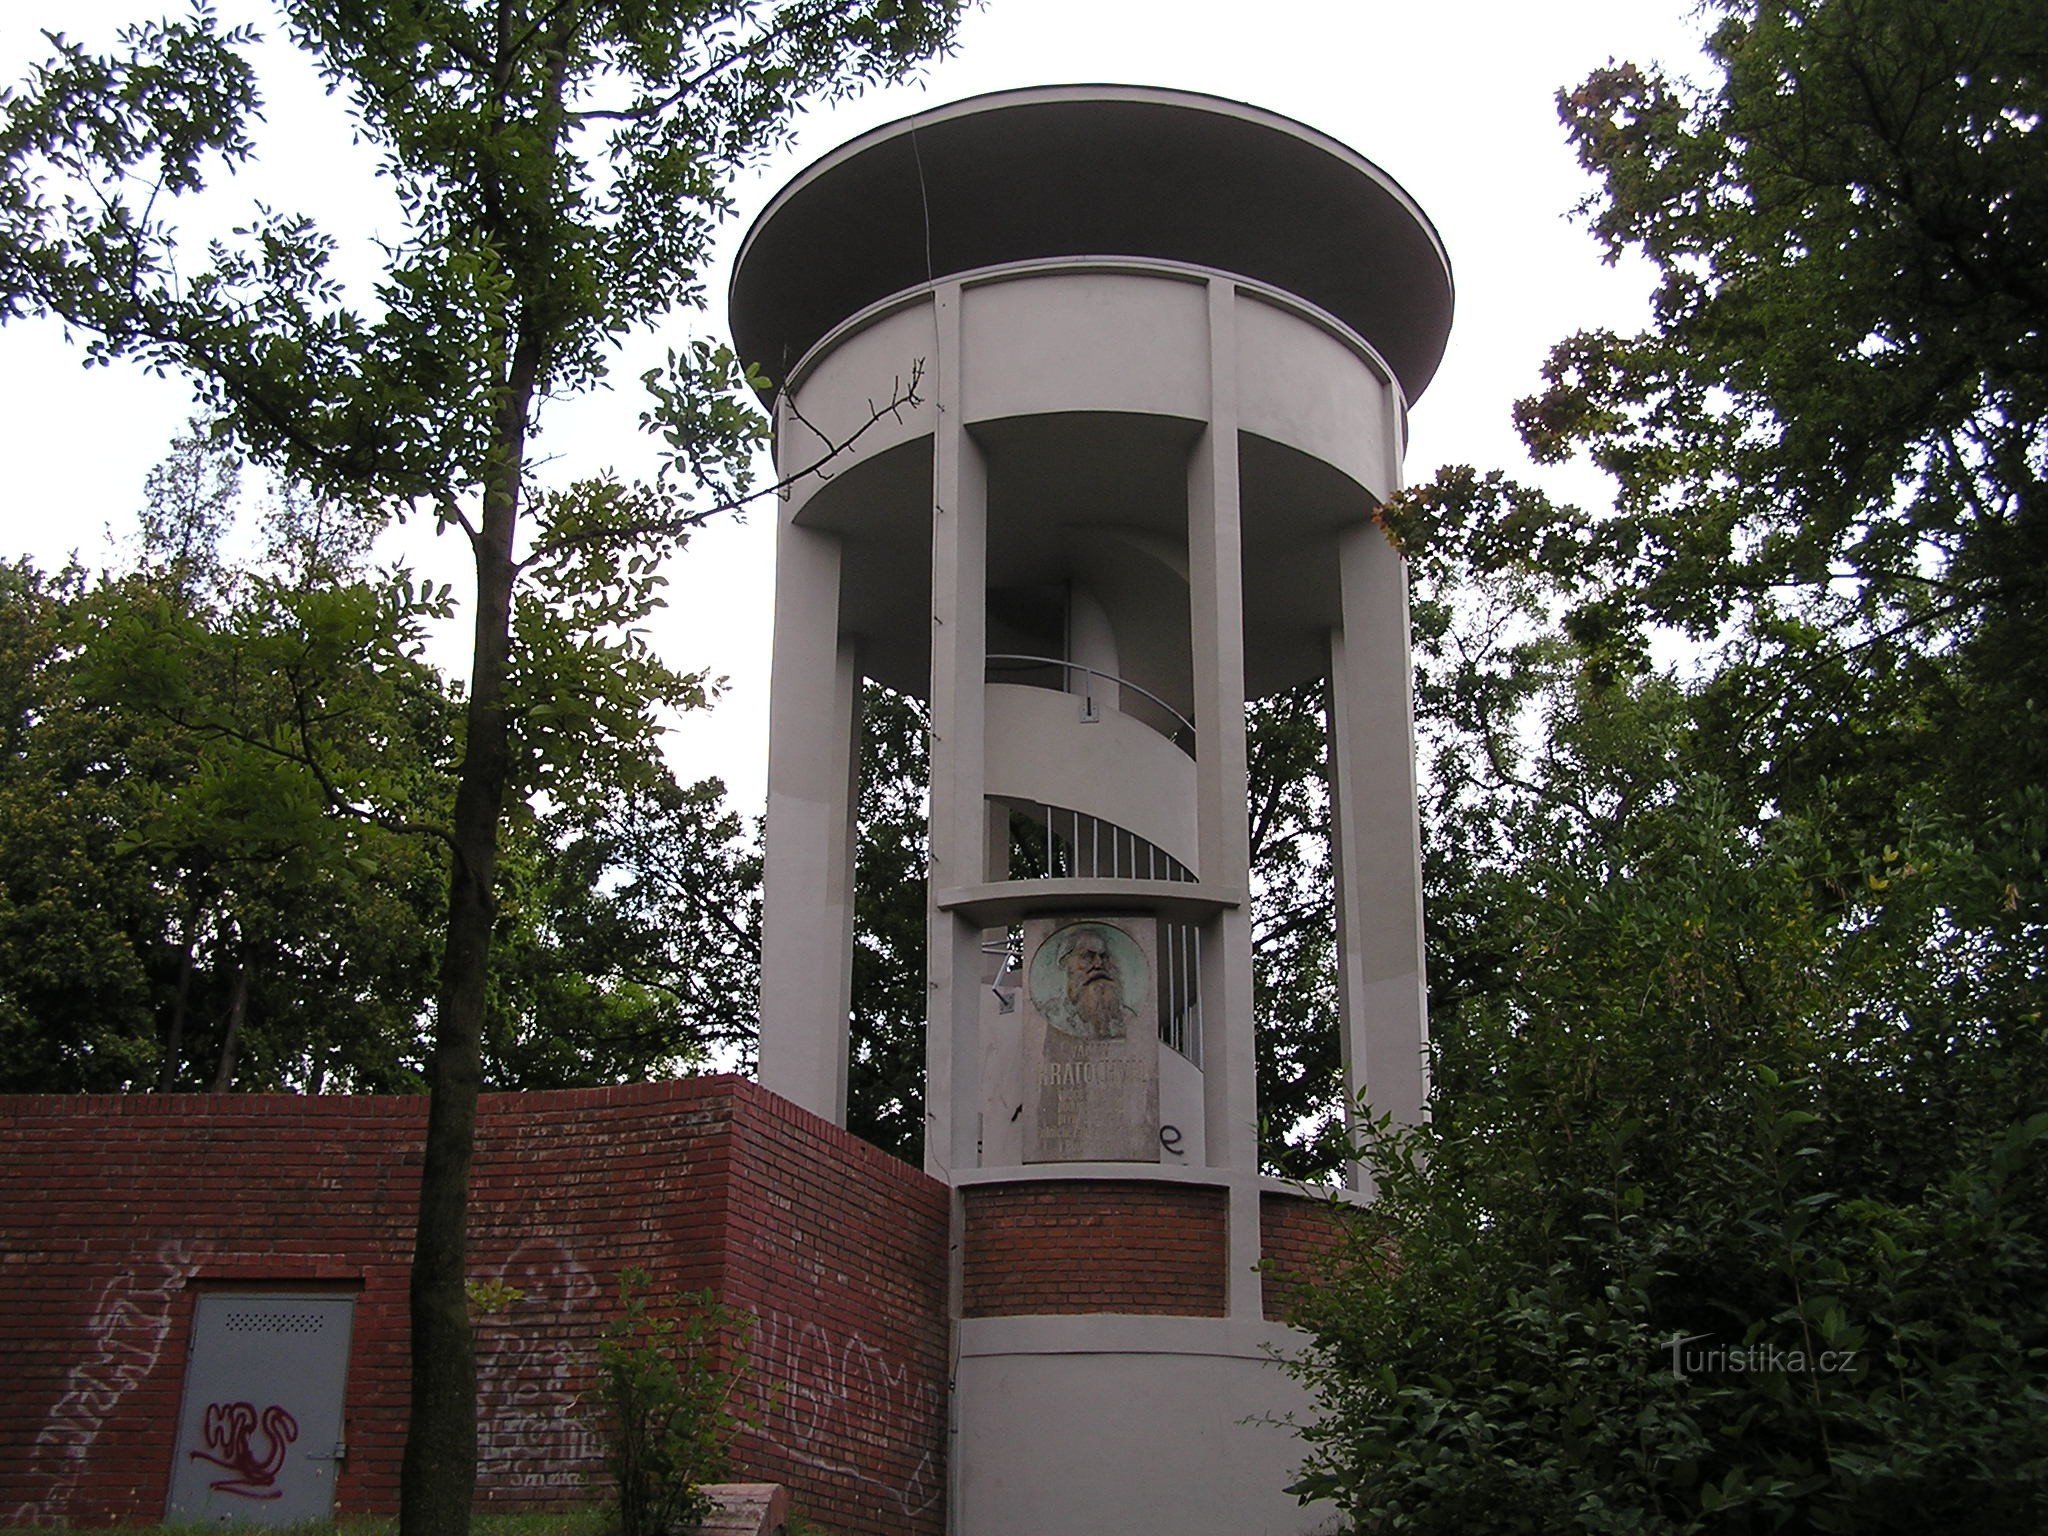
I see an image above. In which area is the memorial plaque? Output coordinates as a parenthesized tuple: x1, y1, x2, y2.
(1021, 916, 1160, 1163)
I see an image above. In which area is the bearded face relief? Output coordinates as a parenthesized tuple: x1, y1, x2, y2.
(1063, 927, 1126, 1039)
(1020, 916, 1161, 1164)
(1030, 921, 1148, 1041)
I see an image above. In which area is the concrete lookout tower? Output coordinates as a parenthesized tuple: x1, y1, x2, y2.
(734, 86, 1451, 1534)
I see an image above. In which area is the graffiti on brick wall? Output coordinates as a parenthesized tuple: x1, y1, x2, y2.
(475, 1239, 601, 1493)
(6, 1239, 203, 1526)
(756, 1309, 943, 1521)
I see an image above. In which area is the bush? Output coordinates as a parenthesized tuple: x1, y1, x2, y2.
(591, 1270, 755, 1536)
(1284, 785, 2048, 1533)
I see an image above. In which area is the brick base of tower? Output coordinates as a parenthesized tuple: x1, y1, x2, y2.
(0, 1078, 949, 1534)
(948, 1172, 1349, 1536)
(0, 1079, 1350, 1533)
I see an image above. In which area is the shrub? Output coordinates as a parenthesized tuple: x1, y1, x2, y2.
(591, 1270, 755, 1536)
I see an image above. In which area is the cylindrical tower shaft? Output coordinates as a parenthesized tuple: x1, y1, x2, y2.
(733, 85, 1452, 1536)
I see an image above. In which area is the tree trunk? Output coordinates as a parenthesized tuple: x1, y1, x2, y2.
(209, 957, 250, 1093)
(156, 931, 197, 1092)
(398, 338, 542, 1536)
(398, 23, 573, 1532)
(400, 531, 514, 1536)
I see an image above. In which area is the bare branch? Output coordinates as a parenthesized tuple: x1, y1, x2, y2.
(1253, 901, 1335, 954)
(437, 493, 481, 545)
(149, 686, 460, 857)
(568, 0, 870, 126)
(522, 358, 925, 568)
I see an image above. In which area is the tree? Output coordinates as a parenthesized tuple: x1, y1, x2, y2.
(485, 777, 761, 1088)
(5, 424, 776, 1098)
(849, 682, 931, 1161)
(0, 430, 454, 1096)
(4, 424, 767, 1098)
(1289, 732, 2048, 1532)
(0, 559, 169, 1090)
(1247, 683, 1345, 1181)
(0, 5, 966, 1526)
(1284, 1, 2048, 1527)
(1522, 0, 2047, 851)
(90, 508, 458, 1096)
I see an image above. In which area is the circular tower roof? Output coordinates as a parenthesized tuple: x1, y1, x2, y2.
(730, 85, 1454, 403)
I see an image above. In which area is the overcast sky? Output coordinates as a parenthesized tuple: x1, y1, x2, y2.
(0, 1, 1710, 803)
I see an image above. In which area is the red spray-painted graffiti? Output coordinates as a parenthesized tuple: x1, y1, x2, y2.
(189, 1402, 299, 1499)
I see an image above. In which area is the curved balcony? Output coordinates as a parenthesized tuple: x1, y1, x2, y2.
(981, 680, 1199, 876)
(985, 655, 1195, 756)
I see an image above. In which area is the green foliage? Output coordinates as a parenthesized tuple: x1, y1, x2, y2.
(2, 4, 968, 1520)
(1516, 0, 2043, 844)
(0, 427, 453, 1093)
(592, 1269, 756, 1536)
(0, 425, 764, 1095)
(0, 0, 962, 517)
(848, 683, 930, 1163)
(1289, 758, 2048, 1533)
(464, 1277, 526, 1319)
(1289, 2, 2048, 1529)
(1246, 682, 1346, 1180)
(484, 778, 761, 1088)
(0, 557, 168, 1090)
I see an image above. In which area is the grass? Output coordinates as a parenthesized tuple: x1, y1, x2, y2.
(4, 1508, 842, 1535)
(0, 1513, 610, 1536)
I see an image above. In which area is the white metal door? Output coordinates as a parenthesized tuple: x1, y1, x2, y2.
(165, 1292, 355, 1527)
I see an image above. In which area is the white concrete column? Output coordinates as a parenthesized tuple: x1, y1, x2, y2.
(823, 640, 863, 1117)
(758, 513, 861, 1123)
(1066, 583, 1119, 714)
(1188, 280, 1262, 1317)
(1327, 519, 1431, 1187)
(924, 281, 990, 1179)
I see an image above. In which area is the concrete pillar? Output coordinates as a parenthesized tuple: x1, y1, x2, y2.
(924, 281, 990, 1179)
(1327, 518, 1431, 1186)
(758, 508, 861, 1123)
(1187, 280, 1262, 1315)
(1067, 583, 1119, 714)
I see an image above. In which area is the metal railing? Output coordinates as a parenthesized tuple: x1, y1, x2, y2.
(1160, 919, 1202, 1064)
(999, 797, 1194, 884)
(986, 653, 1197, 754)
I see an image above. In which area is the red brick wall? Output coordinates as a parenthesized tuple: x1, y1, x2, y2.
(960, 1180, 1227, 1318)
(1259, 1190, 1354, 1323)
(0, 1077, 948, 1535)
(720, 1090, 950, 1536)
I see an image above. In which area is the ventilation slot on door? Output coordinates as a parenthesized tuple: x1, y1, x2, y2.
(224, 1311, 327, 1334)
